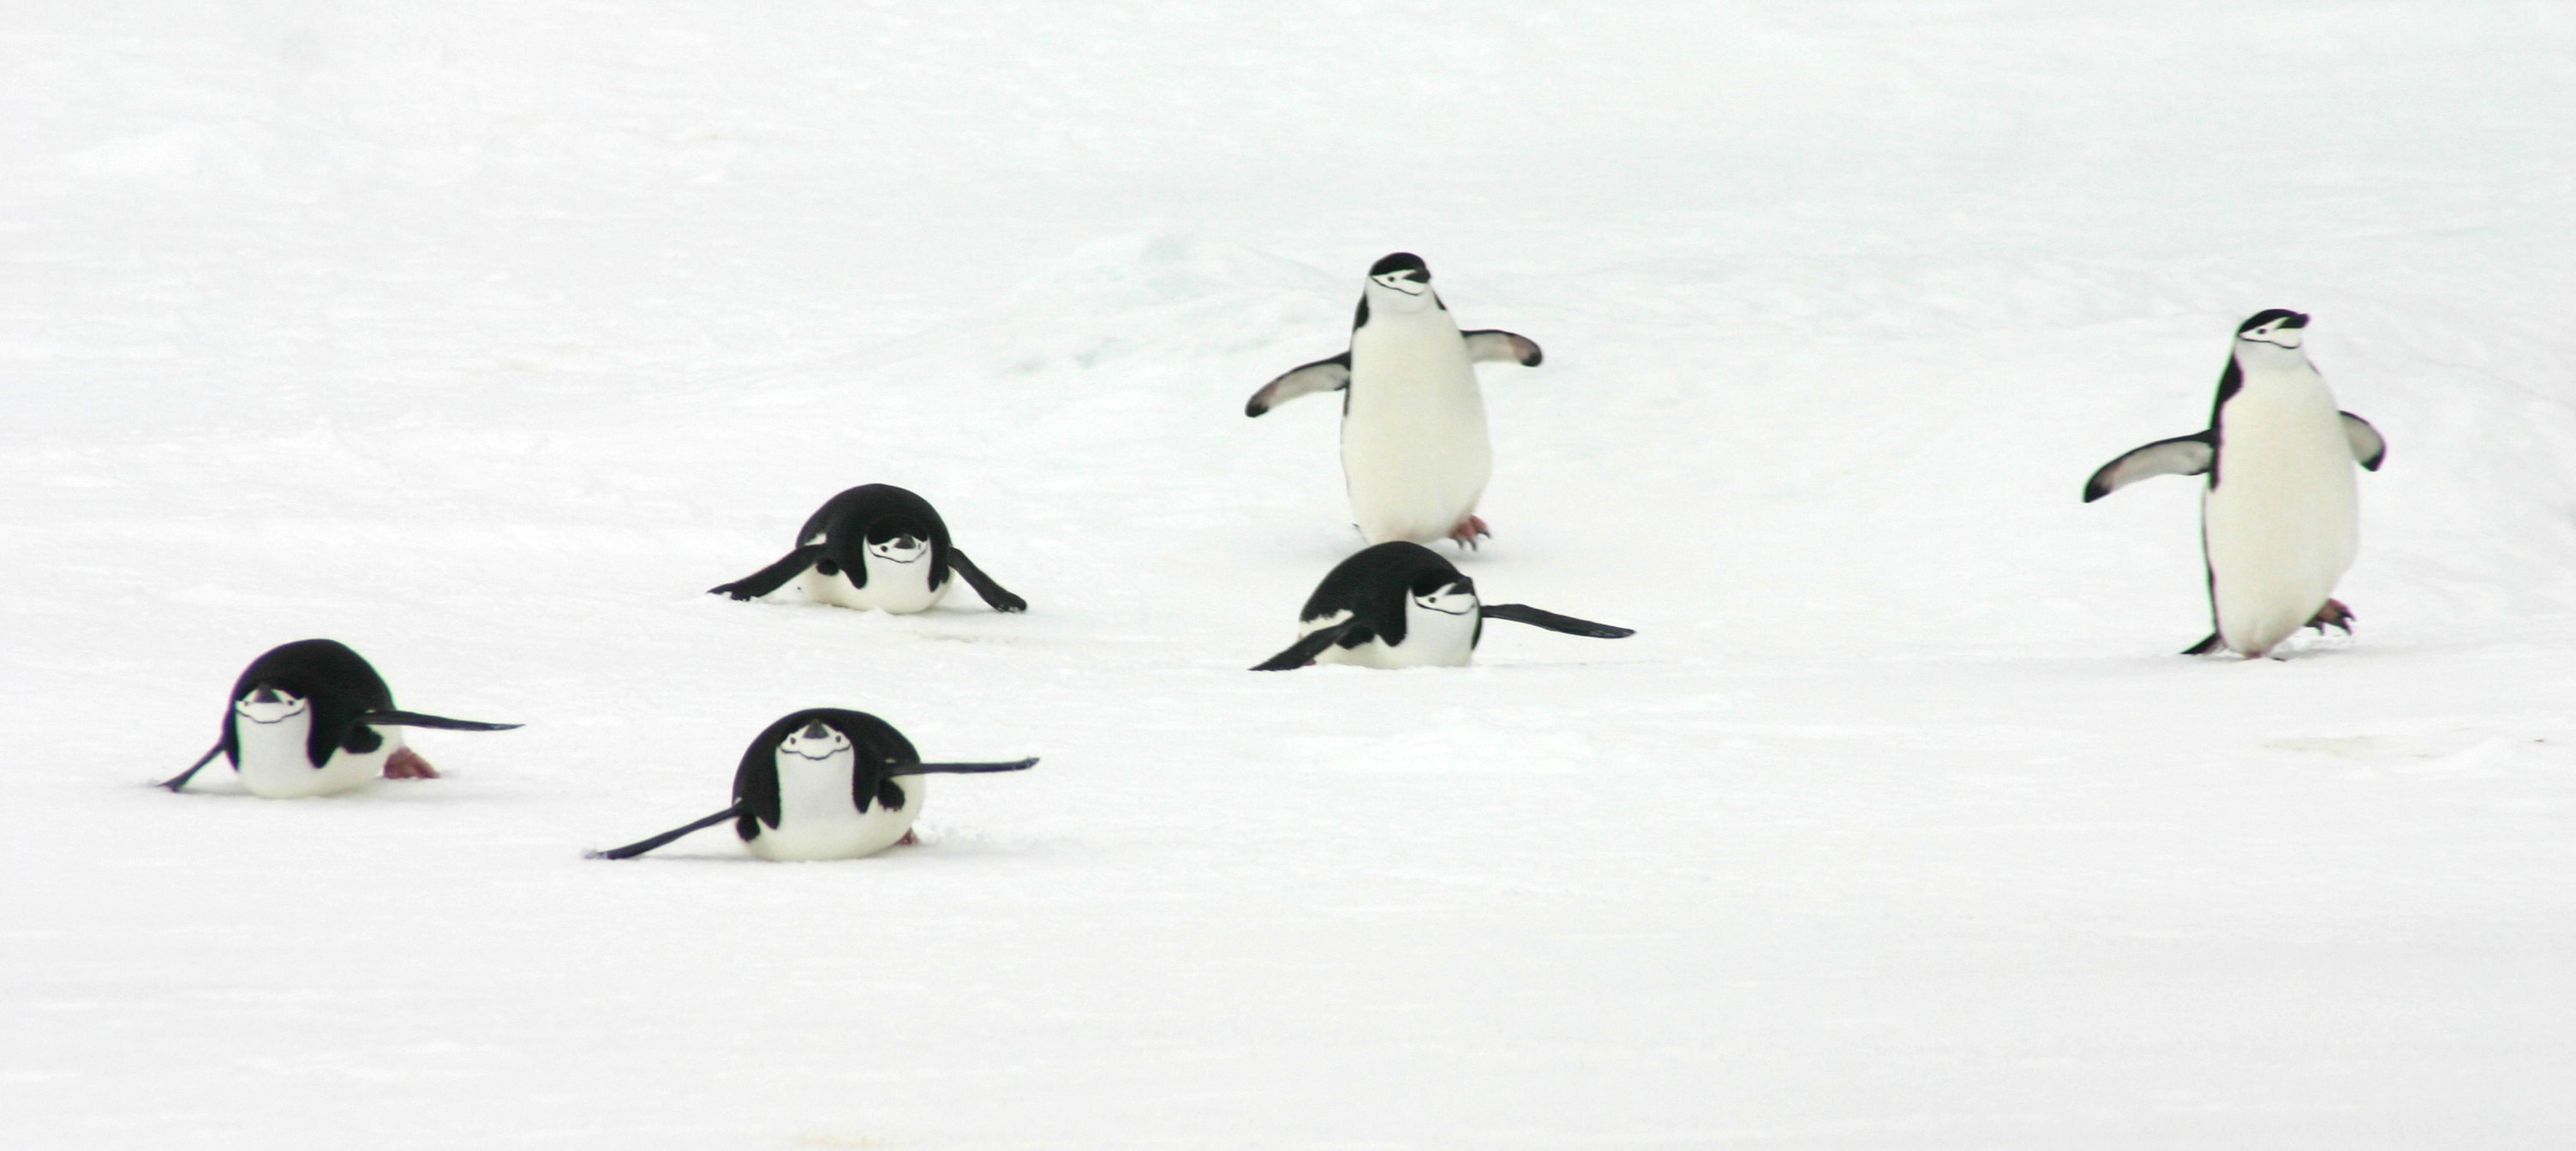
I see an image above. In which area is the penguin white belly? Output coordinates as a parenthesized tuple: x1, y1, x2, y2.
(747, 768, 919, 861)
(2202, 378, 2358, 656)
(234, 718, 397, 798)
(784, 555, 951, 614)
(1342, 318, 1491, 545)
(1305, 606, 1480, 668)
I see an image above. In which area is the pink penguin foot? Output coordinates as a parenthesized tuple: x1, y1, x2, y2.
(1448, 515, 1491, 549)
(2306, 598, 2357, 636)
(382, 747, 441, 780)
(897, 830, 919, 847)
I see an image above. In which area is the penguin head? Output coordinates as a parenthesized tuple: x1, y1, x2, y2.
(232, 684, 310, 724)
(862, 518, 933, 567)
(1408, 573, 1479, 618)
(2235, 309, 2310, 351)
(778, 719, 857, 765)
(1364, 252, 1436, 314)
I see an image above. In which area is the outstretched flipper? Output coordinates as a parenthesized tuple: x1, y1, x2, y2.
(1462, 330, 1543, 367)
(1479, 603, 1635, 638)
(886, 757, 1041, 776)
(2182, 632, 2226, 656)
(708, 545, 826, 601)
(356, 711, 522, 732)
(1245, 354, 1351, 417)
(1252, 620, 1363, 671)
(157, 740, 225, 792)
(2340, 412, 2387, 471)
(947, 549, 1027, 613)
(589, 805, 748, 860)
(2083, 433, 2214, 502)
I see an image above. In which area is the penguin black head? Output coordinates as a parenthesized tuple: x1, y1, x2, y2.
(1361, 253, 1437, 321)
(779, 720, 856, 762)
(1409, 572, 1479, 617)
(232, 683, 310, 724)
(2236, 309, 2310, 350)
(861, 516, 934, 567)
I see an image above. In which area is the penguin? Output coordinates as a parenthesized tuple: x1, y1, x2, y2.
(2083, 309, 2388, 658)
(1245, 253, 1544, 549)
(1251, 542, 1633, 670)
(708, 483, 1026, 614)
(158, 638, 521, 798)
(587, 709, 1038, 861)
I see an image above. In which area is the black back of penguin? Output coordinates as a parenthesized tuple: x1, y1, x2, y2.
(223, 638, 397, 768)
(1300, 542, 1479, 650)
(804, 484, 955, 591)
(730, 707, 920, 839)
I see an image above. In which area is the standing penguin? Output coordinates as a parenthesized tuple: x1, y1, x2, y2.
(1252, 542, 1632, 670)
(2083, 310, 2388, 657)
(587, 709, 1037, 861)
(1245, 253, 1544, 549)
(708, 483, 1026, 614)
(158, 639, 521, 798)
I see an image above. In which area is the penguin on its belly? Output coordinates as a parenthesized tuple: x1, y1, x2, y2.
(1246, 253, 1543, 549)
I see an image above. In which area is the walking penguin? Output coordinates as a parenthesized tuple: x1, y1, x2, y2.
(2083, 310, 2387, 657)
(1245, 253, 1544, 549)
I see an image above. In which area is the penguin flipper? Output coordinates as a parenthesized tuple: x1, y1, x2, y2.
(1245, 353, 1351, 417)
(2182, 632, 2227, 656)
(887, 757, 1041, 776)
(947, 549, 1028, 613)
(1479, 603, 1635, 638)
(157, 740, 226, 792)
(1252, 622, 1362, 671)
(356, 710, 523, 732)
(2083, 433, 2214, 502)
(1462, 330, 1543, 367)
(709, 545, 826, 600)
(588, 805, 747, 860)
(2340, 412, 2387, 471)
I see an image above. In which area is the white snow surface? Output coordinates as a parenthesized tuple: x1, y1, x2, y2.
(6, 3, 2576, 1148)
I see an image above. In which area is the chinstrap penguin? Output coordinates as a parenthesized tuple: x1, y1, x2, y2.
(158, 638, 521, 797)
(2083, 309, 2387, 658)
(588, 709, 1037, 861)
(1252, 542, 1633, 670)
(709, 483, 1026, 614)
(1245, 253, 1543, 549)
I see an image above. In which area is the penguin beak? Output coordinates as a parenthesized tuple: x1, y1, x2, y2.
(2282, 313, 2310, 329)
(251, 686, 280, 704)
(799, 721, 833, 740)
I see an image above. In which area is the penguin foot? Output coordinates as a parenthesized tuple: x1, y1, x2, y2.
(1448, 515, 1491, 549)
(897, 829, 919, 847)
(2306, 599, 2356, 636)
(382, 747, 441, 781)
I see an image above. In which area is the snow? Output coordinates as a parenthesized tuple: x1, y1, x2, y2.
(5, 2, 2575, 1147)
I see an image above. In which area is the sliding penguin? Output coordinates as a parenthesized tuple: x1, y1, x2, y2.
(708, 483, 1026, 613)
(1252, 542, 1632, 670)
(158, 638, 521, 798)
(1245, 253, 1544, 549)
(588, 709, 1037, 861)
(2083, 309, 2388, 658)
